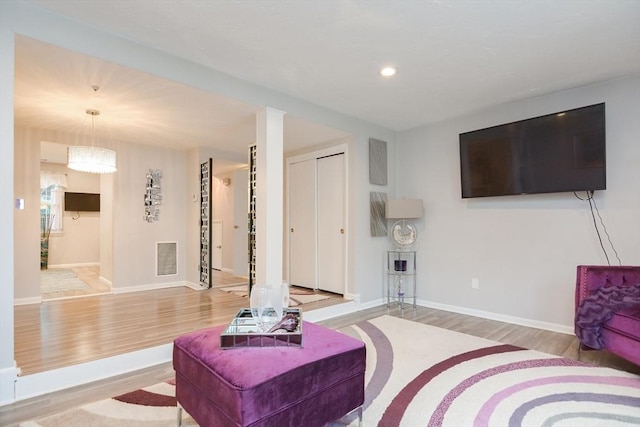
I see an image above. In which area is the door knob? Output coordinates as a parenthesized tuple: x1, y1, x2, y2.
(340, 228, 344, 234)
(216, 245, 222, 249)
(291, 227, 294, 233)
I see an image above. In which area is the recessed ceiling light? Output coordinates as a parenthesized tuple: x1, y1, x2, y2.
(380, 67, 397, 77)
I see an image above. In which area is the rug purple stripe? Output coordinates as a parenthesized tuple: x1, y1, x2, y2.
(474, 374, 640, 426)
(509, 393, 640, 426)
(113, 388, 176, 407)
(428, 357, 588, 427)
(378, 344, 521, 427)
(332, 320, 394, 426)
(357, 320, 394, 409)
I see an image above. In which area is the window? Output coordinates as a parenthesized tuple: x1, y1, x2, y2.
(40, 172, 67, 234)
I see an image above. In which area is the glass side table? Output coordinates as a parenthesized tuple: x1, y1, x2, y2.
(386, 250, 416, 312)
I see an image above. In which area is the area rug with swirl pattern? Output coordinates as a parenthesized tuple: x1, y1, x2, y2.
(23, 315, 640, 426)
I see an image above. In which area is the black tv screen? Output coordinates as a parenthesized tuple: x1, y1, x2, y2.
(459, 103, 606, 198)
(64, 192, 100, 212)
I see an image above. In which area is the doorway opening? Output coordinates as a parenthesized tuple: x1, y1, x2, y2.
(39, 141, 110, 301)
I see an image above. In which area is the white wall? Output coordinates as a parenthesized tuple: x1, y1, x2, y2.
(100, 172, 114, 284)
(14, 128, 190, 298)
(353, 132, 398, 303)
(13, 128, 41, 301)
(397, 76, 640, 329)
(112, 141, 187, 289)
(0, 14, 17, 405)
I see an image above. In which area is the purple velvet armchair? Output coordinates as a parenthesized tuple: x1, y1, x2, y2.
(574, 265, 640, 365)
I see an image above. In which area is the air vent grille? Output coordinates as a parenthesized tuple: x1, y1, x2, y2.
(157, 242, 177, 276)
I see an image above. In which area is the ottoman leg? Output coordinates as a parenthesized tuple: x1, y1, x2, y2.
(340, 404, 363, 426)
(177, 403, 183, 427)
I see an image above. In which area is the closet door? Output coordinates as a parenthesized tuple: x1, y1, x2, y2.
(288, 159, 317, 289)
(317, 154, 345, 294)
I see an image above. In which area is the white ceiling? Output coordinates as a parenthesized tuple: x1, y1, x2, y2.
(15, 0, 640, 162)
(15, 35, 350, 169)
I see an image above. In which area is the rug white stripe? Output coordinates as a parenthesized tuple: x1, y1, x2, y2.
(83, 399, 178, 421)
(141, 381, 175, 397)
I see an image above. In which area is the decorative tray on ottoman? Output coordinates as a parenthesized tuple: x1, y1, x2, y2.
(220, 308, 303, 348)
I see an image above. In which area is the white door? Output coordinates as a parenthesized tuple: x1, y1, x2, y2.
(232, 168, 249, 276)
(317, 153, 345, 294)
(289, 159, 317, 289)
(212, 220, 223, 271)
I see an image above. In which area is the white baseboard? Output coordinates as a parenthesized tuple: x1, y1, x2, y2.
(47, 262, 100, 269)
(14, 280, 215, 305)
(304, 298, 383, 323)
(416, 299, 574, 335)
(12, 345, 172, 403)
(185, 281, 208, 291)
(0, 362, 20, 405)
(304, 300, 360, 323)
(111, 281, 186, 294)
(14, 296, 42, 306)
(343, 292, 360, 303)
(99, 276, 112, 288)
(358, 298, 386, 310)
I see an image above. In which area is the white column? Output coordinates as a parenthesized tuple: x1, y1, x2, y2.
(0, 19, 18, 405)
(255, 107, 285, 287)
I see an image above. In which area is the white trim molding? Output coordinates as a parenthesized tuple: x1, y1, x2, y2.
(111, 281, 187, 294)
(416, 298, 574, 335)
(0, 363, 20, 405)
(13, 297, 42, 306)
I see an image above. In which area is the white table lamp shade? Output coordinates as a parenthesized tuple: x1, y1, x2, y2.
(386, 199, 423, 219)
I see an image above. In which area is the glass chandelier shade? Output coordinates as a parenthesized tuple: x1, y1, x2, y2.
(67, 146, 117, 173)
(67, 108, 117, 174)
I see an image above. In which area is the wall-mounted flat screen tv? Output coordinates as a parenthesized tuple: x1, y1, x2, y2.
(459, 103, 606, 198)
(64, 192, 100, 212)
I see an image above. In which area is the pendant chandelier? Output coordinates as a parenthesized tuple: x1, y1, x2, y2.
(67, 107, 117, 174)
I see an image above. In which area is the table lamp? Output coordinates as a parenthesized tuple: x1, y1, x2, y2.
(385, 198, 423, 251)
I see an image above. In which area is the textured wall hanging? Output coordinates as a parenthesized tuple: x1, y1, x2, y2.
(144, 169, 162, 222)
(248, 145, 257, 291)
(370, 191, 387, 237)
(200, 159, 212, 287)
(369, 138, 388, 185)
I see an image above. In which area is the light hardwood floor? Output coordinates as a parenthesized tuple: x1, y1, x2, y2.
(19, 270, 342, 375)
(40, 267, 249, 300)
(40, 266, 111, 300)
(3, 280, 638, 426)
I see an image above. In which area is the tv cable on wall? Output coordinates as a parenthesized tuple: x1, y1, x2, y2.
(574, 190, 622, 266)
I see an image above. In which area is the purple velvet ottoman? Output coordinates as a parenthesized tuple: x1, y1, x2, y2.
(173, 321, 366, 427)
